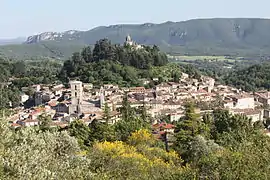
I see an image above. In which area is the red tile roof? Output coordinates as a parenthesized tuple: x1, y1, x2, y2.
(152, 123, 175, 129)
(48, 101, 57, 107)
(159, 131, 166, 135)
(23, 119, 39, 123)
(50, 121, 68, 128)
(11, 123, 21, 127)
(164, 124, 175, 129)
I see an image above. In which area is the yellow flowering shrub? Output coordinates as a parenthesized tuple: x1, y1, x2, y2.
(128, 129, 156, 146)
(90, 140, 188, 179)
(93, 141, 136, 157)
(76, 150, 88, 156)
(138, 146, 183, 165)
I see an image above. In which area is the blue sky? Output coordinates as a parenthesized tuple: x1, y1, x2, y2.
(1, 0, 270, 38)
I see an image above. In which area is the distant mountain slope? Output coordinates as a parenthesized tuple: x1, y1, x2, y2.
(0, 37, 25, 45)
(3, 18, 270, 60)
(0, 42, 84, 60)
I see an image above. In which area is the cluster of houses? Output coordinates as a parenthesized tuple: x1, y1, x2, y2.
(8, 72, 270, 137)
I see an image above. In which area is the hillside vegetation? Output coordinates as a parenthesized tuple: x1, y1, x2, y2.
(1, 103, 270, 179)
(59, 38, 179, 87)
(2, 18, 270, 59)
(0, 42, 84, 60)
(224, 63, 270, 91)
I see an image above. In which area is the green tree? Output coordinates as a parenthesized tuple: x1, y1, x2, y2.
(68, 120, 91, 148)
(114, 92, 151, 141)
(93, 39, 115, 61)
(120, 93, 134, 121)
(140, 104, 148, 122)
(38, 114, 52, 131)
(88, 119, 116, 143)
(81, 46, 93, 63)
(103, 102, 111, 124)
(202, 113, 215, 138)
(114, 116, 149, 142)
(25, 86, 35, 97)
(172, 70, 181, 82)
(59, 38, 169, 87)
(12, 61, 26, 77)
(174, 102, 209, 161)
(211, 109, 254, 142)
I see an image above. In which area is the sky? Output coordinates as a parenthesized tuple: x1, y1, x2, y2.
(1, 0, 270, 38)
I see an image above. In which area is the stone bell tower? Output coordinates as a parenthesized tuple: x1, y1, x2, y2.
(69, 81, 83, 115)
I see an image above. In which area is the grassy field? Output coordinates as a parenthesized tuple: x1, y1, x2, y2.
(167, 55, 250, 64)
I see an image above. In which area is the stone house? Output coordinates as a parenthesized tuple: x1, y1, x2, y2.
(181, 73, 189, 80)
(155, 83, 171, 92)
(20, 93, 29, 104)
(129, 87, 146, 93)
(52, 103, 69, 113)
(163, 101, 183, 110)
(230, 94, 255, 109)
(169, 112, 184, 122)
(167, 82, 180, 89)
(224, 100, 234, 109)
(20, 119, 39, 127)
(230, 109, 263, 123)
(254, 91, 270, 106)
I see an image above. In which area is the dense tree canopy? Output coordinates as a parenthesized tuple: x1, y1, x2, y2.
(60, 39, 169, 86)
(224, 63, 270, 91)
(0, 59, 62, 108)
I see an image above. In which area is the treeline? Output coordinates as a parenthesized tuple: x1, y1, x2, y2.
(0, 59, 62, 108)
(224, 63, 270, 91)
(0, 86, 20, 109)
(0, 59, 62, 86)
(178, 59, 270, 92)
(71, 38, 168, 68)
(60, 39, 169, 86)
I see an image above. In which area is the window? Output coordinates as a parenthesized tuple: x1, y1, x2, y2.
(75, 85, 77, 90)
(75, 92, 77, 97)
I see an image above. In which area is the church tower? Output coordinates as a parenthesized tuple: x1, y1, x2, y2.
(125, 34, 134, 46)
(124, 34, 142, 49)
(69, 81, 83, 115)
(100, 86, 105, 108)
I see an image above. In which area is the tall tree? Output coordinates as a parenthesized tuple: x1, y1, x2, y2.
(93, 39, 115, 61)
(174, 102, 209, 160)
(68, 120, 91, 148)
(38, 114, 52, 131)
(88, 119, 115, 143)
(120, 93, 134, 121)
(81, 46, 93, 63)
(103, 102, 111, 124)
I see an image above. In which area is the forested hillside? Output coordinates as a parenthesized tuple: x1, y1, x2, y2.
(59, 38, 182, 87)
(224, 63, 270, 91)
(0, 58, 62, 108)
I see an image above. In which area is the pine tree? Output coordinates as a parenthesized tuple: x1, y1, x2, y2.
(103, 102, 111, 124)
(120, 93, 134, 121)
(174, 102, 208, 161)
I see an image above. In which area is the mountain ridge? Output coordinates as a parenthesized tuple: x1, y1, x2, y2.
(25, 17, 270, 44)
(2, 18, 270, 60)
(25, 30, 80, 44)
